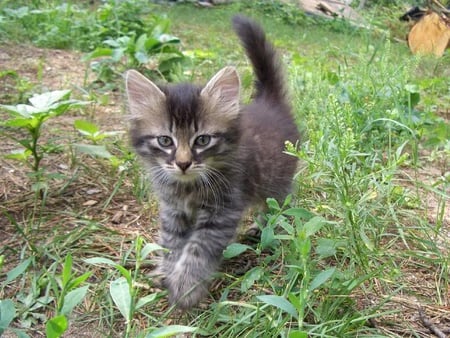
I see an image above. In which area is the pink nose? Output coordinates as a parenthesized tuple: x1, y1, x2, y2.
(176, 161, 192, 172)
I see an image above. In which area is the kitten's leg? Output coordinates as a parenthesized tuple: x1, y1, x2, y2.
(163, 213, 239, 310)
(156, 214, 190, 284)
(245, 204, 267, 238)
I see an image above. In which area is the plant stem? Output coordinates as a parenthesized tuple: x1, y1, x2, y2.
(29, 126, 43, 173)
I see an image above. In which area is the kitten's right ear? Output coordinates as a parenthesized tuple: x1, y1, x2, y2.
(125, 70, 166, 120)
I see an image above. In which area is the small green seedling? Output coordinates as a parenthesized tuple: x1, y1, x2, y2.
(46, 253, 91, 338)
(73, 119, 130, 174)
(0, 90, 87, 175)
(74, 119, 123, 144)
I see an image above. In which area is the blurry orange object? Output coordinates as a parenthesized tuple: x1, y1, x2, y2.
(407, 11, 450, 57)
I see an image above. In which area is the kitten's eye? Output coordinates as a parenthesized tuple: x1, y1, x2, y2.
(157, 136, 173, 147)
(194, 135, 211, 147)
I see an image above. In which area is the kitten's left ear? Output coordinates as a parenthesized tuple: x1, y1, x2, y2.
(201, 66, 240, 111)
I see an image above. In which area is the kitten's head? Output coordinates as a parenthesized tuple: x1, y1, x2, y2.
(125, 67, 241, 185)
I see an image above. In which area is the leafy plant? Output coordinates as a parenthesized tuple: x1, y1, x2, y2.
(216, 197, 372, 336)
(73, 118, 135, 205)
(1, 253, 90, 338)
(84, 17, 185, 85)
(46, 253, 91, 338)
(0, 0, 154, 51)
(0, 299, 19, 337)
(0, 69, 34, 104)
(0, 90, 87, 191)
(0, 257, 36, 337)
(85, 236, 196, 337)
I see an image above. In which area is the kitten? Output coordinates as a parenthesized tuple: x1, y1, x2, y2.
(125, 15, 299, 310)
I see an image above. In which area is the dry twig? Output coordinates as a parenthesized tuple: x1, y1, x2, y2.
(419, 307, 448, 338)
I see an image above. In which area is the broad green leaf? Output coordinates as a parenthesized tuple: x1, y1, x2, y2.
(61, 285, 89, 316)
(277, 218, 295, 235)
(135, 293, 158, 310)
(84, 257, 117, 266)
(266, 197, 280, 211)
(29, 90, 71, 109)
(281, 194, 293, 209)
(260, 226, 276, 249)
(0, 103, 39, 117)
(146, 325, 197, 338)
(62, 254, 73, 288)
(111, 47, 125, 62)
(67, 271, 92, 290)
(3, 117, 36, 128)
(0, 299, 15, 333)
(140, 243, 165, 260)
(283, 208, 314, 220)
(82, 47, 113, 61)
(257, 295, 298, 319)
(5, 258, 32, 283)
(303, 216, 326, 237)
(135, 51, 150, 64)
(144, 37, 161, 51)
(110, 277, 132, 321)
(241, 267, 263, 293)
(360, 229, 374, 251)
(315, 238, 338, 258)
(135, 33, 148, 52)
(289, 331, 308, 338)
(103, 38, 122, 48)
(17, 138, 32, 149)
(45, 315, 68, 338)
(115, 265, 132, 285)
(158, 34, 180, 44)
(287, 292, 301, 311)
(4, 149, 32, 161)
(47, 100, 86, 116)
(73, 144, 112, 158)
(74, 120, 99, 136)
(405, 83, 420, 107)
(309, 267, 336, 292)
(223, 243, 252, 259)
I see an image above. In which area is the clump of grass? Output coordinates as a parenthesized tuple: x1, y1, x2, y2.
(0, 0, 153, 51)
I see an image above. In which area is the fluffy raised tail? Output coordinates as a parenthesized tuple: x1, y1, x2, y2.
(232, 15, 286, 102)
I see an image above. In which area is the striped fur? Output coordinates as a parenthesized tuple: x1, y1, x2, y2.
(125, 15, 299, 310)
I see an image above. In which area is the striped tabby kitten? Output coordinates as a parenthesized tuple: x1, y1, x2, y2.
(125, 15, 299, 309)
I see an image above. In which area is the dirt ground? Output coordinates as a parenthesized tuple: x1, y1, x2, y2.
(1, 43, 449, 337)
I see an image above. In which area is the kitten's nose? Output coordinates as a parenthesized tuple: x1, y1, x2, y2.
(176, 161, 192, 172)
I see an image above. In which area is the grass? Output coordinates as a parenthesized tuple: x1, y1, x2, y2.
(0, 0, 449, 337)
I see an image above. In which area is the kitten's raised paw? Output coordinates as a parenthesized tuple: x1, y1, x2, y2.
(165, 274, 209, 310)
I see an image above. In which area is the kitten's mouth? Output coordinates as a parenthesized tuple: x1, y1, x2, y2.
(172, 170, 200, 182)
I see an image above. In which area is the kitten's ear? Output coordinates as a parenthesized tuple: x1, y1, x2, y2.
(125, 70, 166, 120)
(201, 66, 240, 115)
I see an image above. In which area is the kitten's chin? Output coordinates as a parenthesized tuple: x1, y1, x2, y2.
(171, 171, 200, 183)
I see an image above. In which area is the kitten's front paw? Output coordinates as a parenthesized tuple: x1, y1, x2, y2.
(164, 272, 209, 310)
